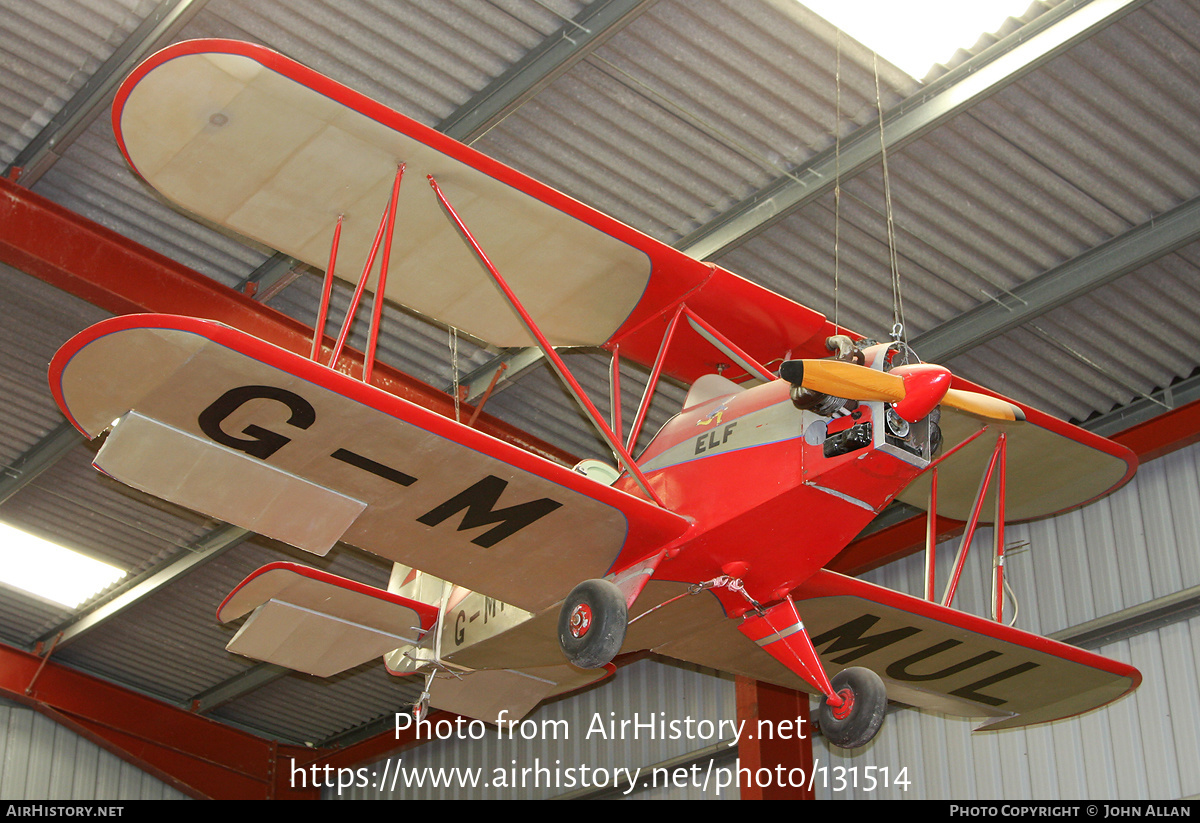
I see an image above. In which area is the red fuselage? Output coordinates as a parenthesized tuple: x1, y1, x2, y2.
(619, 379, 924, 614)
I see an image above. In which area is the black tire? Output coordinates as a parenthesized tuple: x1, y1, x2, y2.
(557, 579, 628, 669)
(817, 667, 888, 749)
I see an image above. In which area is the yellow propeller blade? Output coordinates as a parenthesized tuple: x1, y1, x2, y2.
(786, 359, 904, 402)
(943, 389, 1025, 422)
(779, 360, 1025, 422)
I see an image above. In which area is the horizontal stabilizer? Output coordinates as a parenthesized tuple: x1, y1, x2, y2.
(219, 562, 438, 677)
(420, 664, 613, 725)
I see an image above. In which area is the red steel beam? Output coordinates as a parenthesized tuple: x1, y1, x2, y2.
(296, 711, 444, 773)
(0, 642, 319, 799)
(735, 677, 814, 800)
(1111, 396, 1200, 464)
(0, 177, 575, 466)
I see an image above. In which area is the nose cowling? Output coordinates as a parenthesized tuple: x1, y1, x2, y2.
(888, 364, 952, 423)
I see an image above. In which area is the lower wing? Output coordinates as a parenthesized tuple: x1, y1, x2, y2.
(649, 569, 1139, 730)
(50, 314, 689, 613)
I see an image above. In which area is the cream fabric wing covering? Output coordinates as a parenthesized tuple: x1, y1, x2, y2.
(117, 47, 652, 348)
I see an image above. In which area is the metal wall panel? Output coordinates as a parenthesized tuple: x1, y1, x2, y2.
(0, 701, 189, 800)
(339, 658, 737, 800)
(869, 441, 1200, 626)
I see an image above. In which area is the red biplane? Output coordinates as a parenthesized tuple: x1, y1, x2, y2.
(49, 40, 1139, 749)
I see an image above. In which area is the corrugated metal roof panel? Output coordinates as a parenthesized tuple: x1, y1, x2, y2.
(478, 0, 917, 242)
(213, 663, 417, 744)
(716, 0, 1200, 423)
(0, 0, 156, 168)
(948, 245, 1200, 422)
(193, 0, 589, 125)
(0, 265, 109, 467)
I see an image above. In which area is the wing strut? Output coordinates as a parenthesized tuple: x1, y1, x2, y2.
(625, 304, 686, 453)
(938, 432, 1009, 622)
(321, 163, 407, 382)
(427, 175, 663, 506)
(621, 304, 776, 453)
(311, 214, 343, 361)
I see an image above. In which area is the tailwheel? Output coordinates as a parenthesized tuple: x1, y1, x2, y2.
(557, 579, 627, 669)
(817, 667, 888, 749)
(412, 671, 434, 723)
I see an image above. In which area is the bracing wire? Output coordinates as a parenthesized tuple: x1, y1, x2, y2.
(872, 52, 907, 348)
(833, 29, 843, 337)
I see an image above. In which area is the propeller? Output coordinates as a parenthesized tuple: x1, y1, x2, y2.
(778, 359, 1025, 423)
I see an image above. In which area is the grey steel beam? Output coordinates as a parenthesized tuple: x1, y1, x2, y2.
(448, 346, 548, 403)
(189, 661, 291, 715)
(1081, 371, 1200, 439)
(1052, 583, 1200, 650)
(5, 0, 209, 185)
(39, 524, 250, 647)
(0, 421, 83, 506)
(235, 253, 308, 304)
(438, 0, 658, 143)
(678, 0, 1152, 260)
(912, 194, 1200, 362)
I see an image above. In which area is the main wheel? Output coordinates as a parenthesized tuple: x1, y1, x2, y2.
(557, 579, 627, 669)
(817, 667, 888, 749)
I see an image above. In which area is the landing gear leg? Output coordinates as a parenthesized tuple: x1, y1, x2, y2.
(738, 594, 888, 749)
(557, 579, 627, 669)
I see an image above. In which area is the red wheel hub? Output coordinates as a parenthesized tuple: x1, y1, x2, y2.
(568, 603, 593, 638)
(830, 688, 855, 720)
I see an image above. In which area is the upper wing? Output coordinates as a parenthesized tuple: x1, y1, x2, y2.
(113, 39, 833, 382)
(111, 41, 1133, 518)
(645, 570, 1140, 730)
(895, 377, 1136, 522)
(50, 314, 689, 612)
